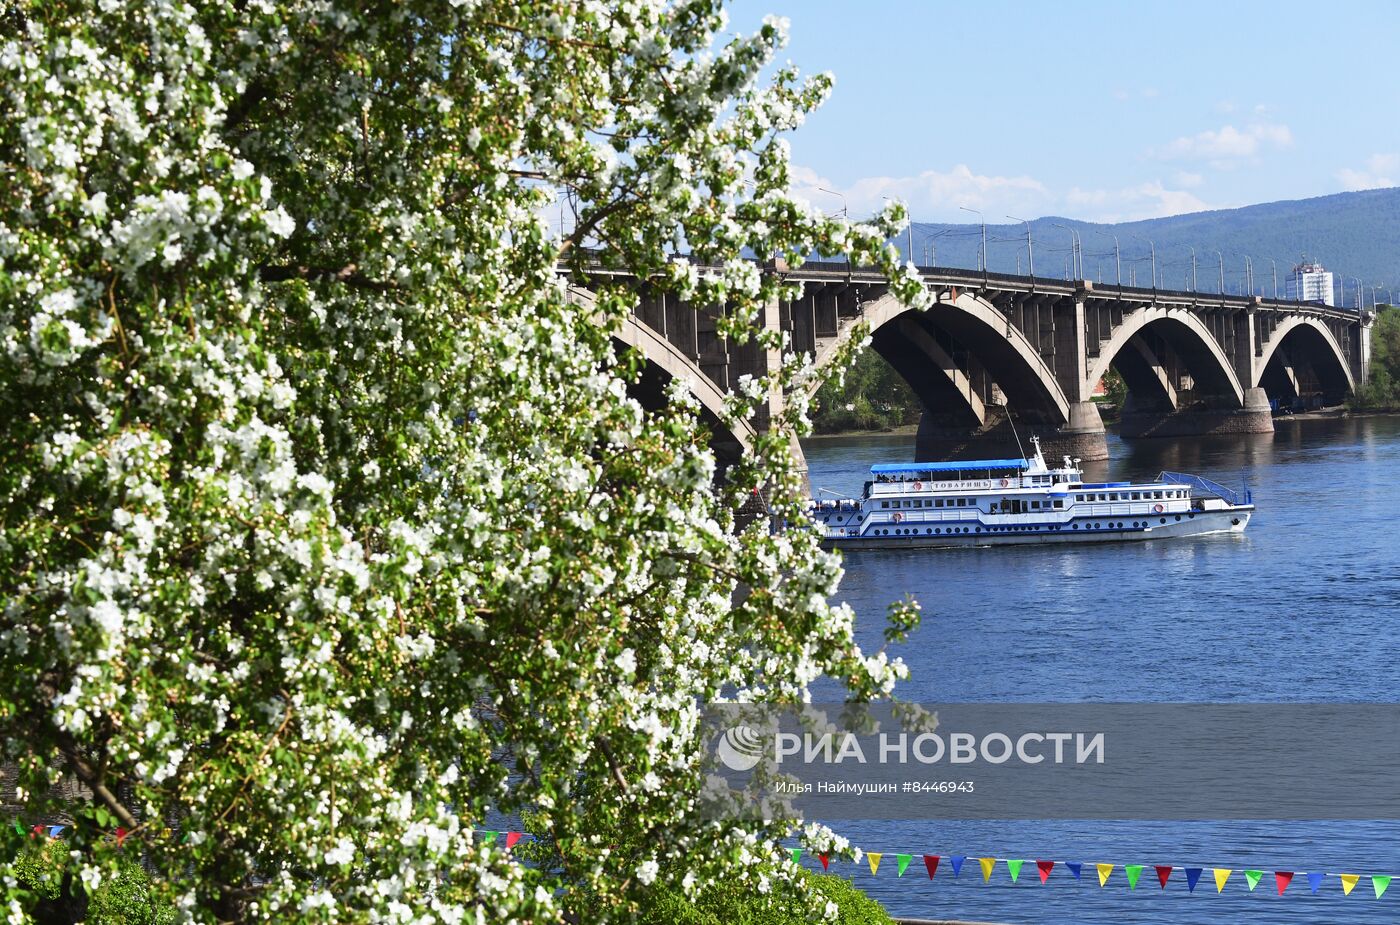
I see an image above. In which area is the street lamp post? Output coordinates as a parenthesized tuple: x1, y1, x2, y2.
(1352, 277, 1363, 311)
(960, 206, 987, 277)
(1093, 229, 1122, 287)
(1132, 234, 1157, 293)
(1214, 251, 1225, 294)
(817, 187, 850, 276)
(1008, 215, 1034, 283)
(1264, 257, 1279, 300)
(1171, 243, 1197, 292)
(1051, 223, 1082, 279)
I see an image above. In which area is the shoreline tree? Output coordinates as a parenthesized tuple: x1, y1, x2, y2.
(1, 2, 926, 921)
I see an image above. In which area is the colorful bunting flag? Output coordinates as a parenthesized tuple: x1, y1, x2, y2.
(896, 854, 911, 877)
(1214, 868, 1232, 892)
(1155, 865, 1172, 889)
(790, 848, 801, 865)
(48, 826, 64, 837)
(818, 854, 830, 871)
(867, 853, 882, 876)
(1308, 872, 1325, 894)
(1125, 865, 1143, 890)
(1006, 859, 1023, 883)
(1374, 875, 1391, 899)
(1185, 868, 1203, 892)
(949, 856, 965, 878)
(1036, 860, 1054, 884)
(481, 830, 498, 845)
(1340, 874, 1360, 896)
(1066, 862, 1082, 880)
(1275, 871, 1293, 895)
(1245, 870, 1263, 891)
(979, 857, 996, 882)
(505, 832, 522, 850)
(923, 855, 940, 879)
(1097, 863, 1114, 887)
(115, 827, 129, 847)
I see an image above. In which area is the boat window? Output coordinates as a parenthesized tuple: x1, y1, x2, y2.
(881, 501, 889, 509)
(934, 499, 943, 508)
(1131, 492, 1140, 500)
(1053, 500, 1064, 509)
(1153, 491, 1163, 500)
(1031, 500, 1041, 509)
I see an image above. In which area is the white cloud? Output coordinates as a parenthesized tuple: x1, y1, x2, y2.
(790, 163, 1049, 221)
(1173, 171, 1204, 189)
(794, 163, 1210, 225)
(1064, 182, 1210, 223)
(1154, 122, 1293, 161)
(1335, 153, 1399, 191)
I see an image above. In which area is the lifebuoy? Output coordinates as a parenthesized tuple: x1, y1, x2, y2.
(892, 512, 903, 523)
(1000, 477, 1010, 487)
(913, 481, 923, 491)
(1153, 503, 1164, 513)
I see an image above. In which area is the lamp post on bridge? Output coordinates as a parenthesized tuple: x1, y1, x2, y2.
(1264, 257, 1279, 300)
(1213, 250, 1225, 295)
(816, 187, 851, 277)
(1131, 233, 1157, 294)
(1007, 215, 1035, 283)
(1051, 222, 1082, 279)
(1093, 229, 1122, 288)
(959, 206, 987, 279)
(1352, 276, 1363, 311)
(1170, 243, 1197, 292)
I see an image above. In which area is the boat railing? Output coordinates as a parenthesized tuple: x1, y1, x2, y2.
(1157, 471, 1252, 507)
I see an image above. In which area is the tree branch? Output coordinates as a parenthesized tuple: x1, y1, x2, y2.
(57, 738, 140, 831)
(259, 263, 397, 292)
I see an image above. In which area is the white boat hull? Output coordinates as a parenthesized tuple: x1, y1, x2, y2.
(820, 508, 1252, 551)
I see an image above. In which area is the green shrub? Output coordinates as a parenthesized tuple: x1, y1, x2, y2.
(6, 836, 174, 924)
(637, 867, 893, 925)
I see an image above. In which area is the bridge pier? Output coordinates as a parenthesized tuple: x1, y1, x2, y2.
(1117, 387, 1274, 439)
(914, 400, 1108, 463)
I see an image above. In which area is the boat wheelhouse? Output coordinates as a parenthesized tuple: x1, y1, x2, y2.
(810, 438, 1253, 549)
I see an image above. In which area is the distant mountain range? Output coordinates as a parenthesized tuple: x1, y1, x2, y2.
(893, 188, 1400, 306)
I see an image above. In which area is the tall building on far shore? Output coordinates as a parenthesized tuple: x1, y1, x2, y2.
(1285, 262, 1335, 306)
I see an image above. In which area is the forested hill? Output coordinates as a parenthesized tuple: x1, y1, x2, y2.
(903, 188, 1400, 303)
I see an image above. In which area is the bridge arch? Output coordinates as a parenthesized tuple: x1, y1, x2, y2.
(1256, 316, 1355, 401)
(808, 289, 1071, 427)
(1085, 306, 1246, 408)
(569, 286, 756, 464)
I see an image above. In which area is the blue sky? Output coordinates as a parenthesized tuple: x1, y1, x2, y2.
(729, 0, 1400, 223)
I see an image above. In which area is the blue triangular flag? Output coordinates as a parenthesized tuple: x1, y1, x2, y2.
(1308, 872, 1325, 894)
(1185, 868, 1203, 892)
(48, 826, 65, 837)
(1066, 862, 1082, 880)
(950, 856, 966, 878)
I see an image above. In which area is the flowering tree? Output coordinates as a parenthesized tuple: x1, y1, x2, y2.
(0, 1, 927, 922)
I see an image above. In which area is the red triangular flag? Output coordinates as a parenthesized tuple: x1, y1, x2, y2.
(819, 854, 830, 871)
(923, 855, 941, 879)
(1275, 871, 1293, 895)
(505, 832, 522, 849)
(1037, 860, 1054, 883)
(30, 825, 44, 838)
(115, 827, 128, 846)
(1155, 865, 1173, 888)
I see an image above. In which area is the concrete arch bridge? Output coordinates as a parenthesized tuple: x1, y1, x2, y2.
(572, 262, 1372, 469)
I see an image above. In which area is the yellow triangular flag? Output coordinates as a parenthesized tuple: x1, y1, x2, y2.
(1214, 868, 1232, 892)
(867, 853, 882, 876)
(979, 857, 996, 882)
(1097, 863, 1113, 887)
(1340, 873, 1359, 896)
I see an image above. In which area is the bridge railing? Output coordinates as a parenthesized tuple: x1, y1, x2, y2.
(1158, 470, 1252, 506)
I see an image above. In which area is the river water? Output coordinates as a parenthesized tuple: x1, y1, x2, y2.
(799, 416, 1400, 924)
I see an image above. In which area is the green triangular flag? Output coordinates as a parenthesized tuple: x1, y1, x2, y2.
(896, 854, 912, 877)
(481, 830, 498, 845)
(12, 821, 20, 835)
(790, 848, 802, 864)
(1245, 870, 1263, 891)
(1374, 875, 1392, 899)
(1006, 859, 1024, 883)
(1125, 865, 1143, 889)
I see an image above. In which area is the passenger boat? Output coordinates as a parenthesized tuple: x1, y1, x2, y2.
(809, 438, 1253, 549)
